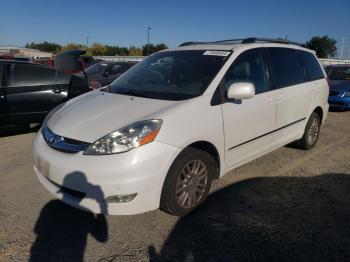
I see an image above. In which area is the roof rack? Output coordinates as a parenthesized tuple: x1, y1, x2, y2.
(241, 37, 306, 47)
(179, 37, 306, 47)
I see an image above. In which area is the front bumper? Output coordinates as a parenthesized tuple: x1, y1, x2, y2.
(328, 96, 350, 109)
(33, 132, 181, 215)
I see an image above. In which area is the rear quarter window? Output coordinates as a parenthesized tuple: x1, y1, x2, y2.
(300, 51, 324, 81)
(268, 47, 305, 88)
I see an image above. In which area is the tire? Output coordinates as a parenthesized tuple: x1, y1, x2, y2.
(160, 147, 216, 216)
(296, 112, 321, 150)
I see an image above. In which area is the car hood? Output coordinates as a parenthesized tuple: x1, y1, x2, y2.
(330, 80, 350, 92)
(47, 90, 179, 143)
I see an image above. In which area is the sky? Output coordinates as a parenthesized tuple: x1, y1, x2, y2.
(0, 0, 349, 58)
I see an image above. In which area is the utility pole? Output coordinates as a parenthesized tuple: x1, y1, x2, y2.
(147, 27, 151, 45)
(339, 37, 345, 60)
(86, 36, 90, 47)
(147, 27, 151, 55)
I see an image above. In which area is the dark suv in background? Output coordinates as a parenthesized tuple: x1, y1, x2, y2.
(0, 59, 89, 131)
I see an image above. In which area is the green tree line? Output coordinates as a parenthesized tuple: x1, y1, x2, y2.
(25, 35, 339, 58)
(25, 41, 169, 56)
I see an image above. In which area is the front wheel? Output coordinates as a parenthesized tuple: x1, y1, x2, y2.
(296, 112, 321, 150)
(160, 148, 216, 216)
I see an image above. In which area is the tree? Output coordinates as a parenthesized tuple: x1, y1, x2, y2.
(155, 43, 168, 52)
(142, 43, 168, 56)
(129, 46, 143, 56)
(306, 36, 337, 58)
(142, 44, 156, 56)
(61, 43, 87, 51)
(25, 41, 61, 53)
(87, 43, 107, 56)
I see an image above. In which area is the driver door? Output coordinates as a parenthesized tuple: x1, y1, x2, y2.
(221, 48, 277, 170)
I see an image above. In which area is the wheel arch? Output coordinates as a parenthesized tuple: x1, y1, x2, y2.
(185, 140, 221, 179)
(313, 106, 324, 123)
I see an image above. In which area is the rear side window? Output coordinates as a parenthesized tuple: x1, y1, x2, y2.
(300, 51, 324, 81)
(268, 48, 305, 88)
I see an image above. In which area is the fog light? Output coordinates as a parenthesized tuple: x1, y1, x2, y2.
(105, 193, 137, 203)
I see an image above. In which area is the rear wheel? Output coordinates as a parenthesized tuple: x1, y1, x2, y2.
(160, 148, 216, 216)
(296, 112, 321, 150)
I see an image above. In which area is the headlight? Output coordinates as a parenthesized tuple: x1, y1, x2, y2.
(343, 91, 350, 97)
(84, 119, 163, 155)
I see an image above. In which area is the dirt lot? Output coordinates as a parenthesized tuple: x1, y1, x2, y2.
(0, 111, 349, 262)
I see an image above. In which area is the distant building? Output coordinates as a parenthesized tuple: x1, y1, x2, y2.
(0, 46, 52, 59)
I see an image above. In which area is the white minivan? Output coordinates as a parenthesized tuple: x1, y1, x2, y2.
(33, 38, 329, 216)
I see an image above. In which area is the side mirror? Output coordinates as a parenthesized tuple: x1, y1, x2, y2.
(54, 49, 86, 71)
(227, 82, 255, 100)
(102, 71, 109, 77)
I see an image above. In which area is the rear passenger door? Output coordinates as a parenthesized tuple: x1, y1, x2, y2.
(267, 47, 312, 147)
(6, 63, 67, 123)
(221, 48, 276, 170)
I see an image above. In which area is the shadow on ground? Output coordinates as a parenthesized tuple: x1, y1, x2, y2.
(29, 172, 108, 262)
(150, 173, 350, 262)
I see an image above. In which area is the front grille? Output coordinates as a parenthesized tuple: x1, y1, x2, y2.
(329, 91, 341, 96)
(42, 127, 90, 153)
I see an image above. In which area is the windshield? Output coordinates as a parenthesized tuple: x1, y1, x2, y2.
(327, 66, 350, 80)
(102, 50, 231, 100)
(85, 63, 109, 74)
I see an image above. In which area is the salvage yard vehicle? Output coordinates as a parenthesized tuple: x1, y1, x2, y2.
(326, 64, 350, 110)
(33, 38, 329, 216)
(0, 50, 90, 132)
(76, 61, 137, 89)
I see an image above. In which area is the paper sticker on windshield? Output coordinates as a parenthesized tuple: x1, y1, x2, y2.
(203, 50, 231, 57)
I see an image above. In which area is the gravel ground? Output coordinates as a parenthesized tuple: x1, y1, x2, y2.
(0, 111, 349, 262)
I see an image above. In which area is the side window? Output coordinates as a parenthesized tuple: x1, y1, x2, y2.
(8, 64, 55, 87)
(268, 48, 305, 88)
(223, 48, 270, 94)
(300, 51, 324, 81)
(108, 64, 123, 75)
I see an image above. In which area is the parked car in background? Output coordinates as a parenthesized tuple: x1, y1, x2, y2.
(326, 64, 350, 110)
(77, 61, 137, 89)
(33, 38, 329, 216)
(33, 58, 55, 67)
(80, 55, 96, 69)
(0, 53, 90, 131)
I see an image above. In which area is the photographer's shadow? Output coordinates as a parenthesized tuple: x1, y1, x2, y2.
(30, 172, 108, 262)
